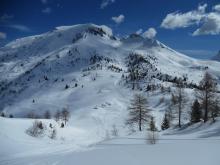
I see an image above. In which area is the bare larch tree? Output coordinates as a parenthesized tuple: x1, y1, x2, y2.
(196, 72, 217, 122)
(126, 94, 151, 131)
(61, 108, 70, 125)
(173, 81, 187, 128)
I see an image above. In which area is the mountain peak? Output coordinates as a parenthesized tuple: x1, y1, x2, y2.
(211, 50, 220, 61)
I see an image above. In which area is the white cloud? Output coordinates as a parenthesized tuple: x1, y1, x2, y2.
(2, 24, 31, 32)
(111, 14, 125, 24)
(41, 0, 48, 4)
(0, 14, 13, 22)
(198, 3, 207, 13)
(143, 28, 157, 39)
(0, 14, 30, 33)
(193, 12, 220, 36)
(161, 3, 220, 36)
(160, 4, 206, 29)
(213, 4, 220, 12)
(100, 0, 115, 9)
(136, 29, 143, 35)
(42, 7, 52, 14)
(0, 32, 7, 39)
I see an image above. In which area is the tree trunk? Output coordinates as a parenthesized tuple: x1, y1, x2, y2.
(178, 105, 181, 128)
(178, 92, 182, 128)
(204, 89, 208, 122)
(139, 107, 142, 131)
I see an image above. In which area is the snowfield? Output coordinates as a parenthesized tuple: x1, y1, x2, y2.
(1, 117, 220, 165)
(0, 23, 220, 165)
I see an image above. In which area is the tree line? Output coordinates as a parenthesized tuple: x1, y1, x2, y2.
(126, 72, 220, 135)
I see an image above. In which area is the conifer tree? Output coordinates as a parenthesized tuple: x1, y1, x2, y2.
(190, 99, 202, 123)
(161, 113, 170, 130)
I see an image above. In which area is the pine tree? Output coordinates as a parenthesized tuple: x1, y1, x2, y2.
(65, 84, 69, 89)
(190, 99, 202, 123)
(60, 122, 64, 128)
(126, 94, 151, 131)
(161, 113, 170, 130)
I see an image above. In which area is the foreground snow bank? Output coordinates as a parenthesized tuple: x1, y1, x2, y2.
(1, 117, 220, 165)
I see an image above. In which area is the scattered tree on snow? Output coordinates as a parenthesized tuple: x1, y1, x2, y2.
(210, 98, 220, 122)
(111, 124, 118, 137)
(173, 82, 187, 128)
(49, 128, 57, 139)
(61, 108, 70, 125)
(147, 116, 158, 144)
(26, 120, 45, 137)
(161, 113, 170, 130)
(195, 72, 218, 122)
(0, 112, 5, 117)
(190, 99, 202, 123)
(126, 94, 151, 131)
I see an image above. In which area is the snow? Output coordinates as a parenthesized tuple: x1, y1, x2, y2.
(0, 23, 220, 165)
(1, 117, 220, 165)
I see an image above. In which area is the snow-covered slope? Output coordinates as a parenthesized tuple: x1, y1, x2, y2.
(0, 23, 220, 128)
(1, 23, 220, 165)
(0, 24, 219, 116)
(1, 116, 220, 165)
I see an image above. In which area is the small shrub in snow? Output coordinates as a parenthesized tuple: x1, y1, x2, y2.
(105, 130, 111, 140)
(111, 125, 118, 137)
(147, 131, 158, 145)
(49, 128, 57, 139)
(26, 120, 45, 137)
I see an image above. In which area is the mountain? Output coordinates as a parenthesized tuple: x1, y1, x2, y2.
(1, 23, 220, 165)
(211, 50, 220, 61)
(0, 23, 220, 118)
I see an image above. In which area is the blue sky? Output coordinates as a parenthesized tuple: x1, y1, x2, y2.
(0, 0, 219, 59)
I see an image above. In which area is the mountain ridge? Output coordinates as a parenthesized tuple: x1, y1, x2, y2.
(212, 50, 220, 61)
(0, 23, 220, 118)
